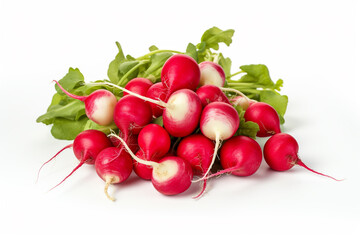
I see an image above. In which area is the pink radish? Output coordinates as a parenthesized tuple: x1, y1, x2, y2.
(95, 147, 133, 201)
(198, 61, 226, 87)
(146, 82, 168, 118)
(54, 80, 117, 126)
(110, 134, 193, 195)
(194, 102, 240, 182)
(161, 54, 200, 95)
(123, 78, 152, 97)
(113, 95, 152, 141)
(177, 134, 215, 197)
(196, 85, 230, 107)
(244, 102, 281, 137)
(133, 124, 171, 180)
(230, 96, 256, 110)
(100, 82, 202, 137)
(38, 130, 113, 190)
(264, 133, 340, 181)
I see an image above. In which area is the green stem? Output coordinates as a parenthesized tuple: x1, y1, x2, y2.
(228, 82, 265, 88)
(232, 88, 261, 94)
(136, 49, 183, 60)
(117, 60, 150, 86)
(226, 70, 244, 79)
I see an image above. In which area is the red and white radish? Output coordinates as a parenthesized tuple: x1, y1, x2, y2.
(146, 82, 168, 118)
(110, 134, 193, 195)
(161, 54, 200, 95)
(198, 61, 226, 87)
(244, 102, 281, 137)
(196, 85, 230, 107)
(113, 95, 152, 141)
(41, 130, 113, 190)
(194, 102, 240, 182)
(54, 80, 117, 126)
(264, 133, 340, 181)
(123, 78, 153, 97)
(95, 147, 133, 201)
(177, 134, 215, 197)
(133, 150, 160, 180)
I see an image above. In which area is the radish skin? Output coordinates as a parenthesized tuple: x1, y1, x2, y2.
(123, 78, 153, 97)
(146, 82, 168, 118)
(196, 85, 230, 107)
(54, 80, 117, 126)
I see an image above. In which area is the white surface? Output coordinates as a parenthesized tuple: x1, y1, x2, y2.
(0, 0, 359, 239)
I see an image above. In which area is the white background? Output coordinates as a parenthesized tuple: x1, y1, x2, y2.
(0, 0, 359, 239)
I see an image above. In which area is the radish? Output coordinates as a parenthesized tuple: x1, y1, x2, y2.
(110, 134, 193, 195)
(95, 147, 133, 201)
(133, 124, 171, 180)
(198, 61, 226, 87)
(264, 133, 340, 181)
(196, 85, 230, 107)
(230, 96, 256, 110)
(177, 134, 215, 197)
(161, 54, 200, 95)
(123, 78, 153, 97)
(194, 102, 240, 182)
(39, 130, 113, 190)
(103, 82, 202, 138)
(113, 95, 152, 141)
(146, 82, 168, 118)
(54, 80, 117, 126)
(244, 102, 281, 137)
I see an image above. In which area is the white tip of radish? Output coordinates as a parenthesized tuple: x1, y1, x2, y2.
(166, 92, 190, 122)
(199, 62, 225, 87)
(152, 160, 179, 182)
(90, 95, 117, 125)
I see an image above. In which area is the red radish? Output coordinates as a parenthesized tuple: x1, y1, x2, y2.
(196, 85, 230, 107)
(109, 133, 139, 153)
(110, 134, 193, 195)
(161, 54, 200, 95)
(146, 82, 168, 117)
(95, 147, 133, 201)
(123, 78, 153, 97)
(244, 102, 281, 137)
(113, 95, 152, 141)
(230, 96, 256, 110)
(194, 102, 240, 182)
(102, 82, 202, 137)
(42, 130, 112, 190)
(264, 133, 340, 181)
(177, 134, 215, 197)
(198, 61, 226, 87)
(54, 80, 117, 126)
(133, 124, 171, 180)
(163, 89, 202, 137)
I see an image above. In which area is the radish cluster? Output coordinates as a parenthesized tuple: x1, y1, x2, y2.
(38, 54, 340, 201)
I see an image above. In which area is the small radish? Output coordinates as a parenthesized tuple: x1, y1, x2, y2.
(146, 82, 168, 118)
(110, 134, 193, 195)
(230, 96, 256, 110)
(54, 80, 117, 126)
(264, 133, 341, 181)
(194, 102, 240, 182)
(95, 147, 133, 201)
(113, 95, 152, 141)
(244, 102, 281, 137)
(198, 61, 226, 87)
(123, 78, 153, 97)
(101, 82, 202, 138)
(133, 124, 171, 180)
(161, 54, 200, 95)
(177, 134, 215, 197)
(38, 130, 113, 190)
(196, 85, 230, 107)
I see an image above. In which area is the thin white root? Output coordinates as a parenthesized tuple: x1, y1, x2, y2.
(104, 176, 116, 201)
(108, 133, 160, 168)
(220, 87, 250, 101)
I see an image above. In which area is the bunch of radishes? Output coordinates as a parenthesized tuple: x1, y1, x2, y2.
(38, 54, 339, 201)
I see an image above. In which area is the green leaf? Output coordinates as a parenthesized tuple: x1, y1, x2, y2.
(259, 90, 288, 124)
(149, 45, 158, 51)
(185, 43, 198, 62)
(107, 42, 125, 84)
(55, 68, 84, 95)
(50, 117, 88, 140)
(218, 53, 232, 78)
(145, 52, 173, 77)
(83, 119, 118, 134)
(239, 64, 275, 87)
(233, 105, 259, 139)
(199, 27, 235, 50)
(152, 116, 163, 127)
